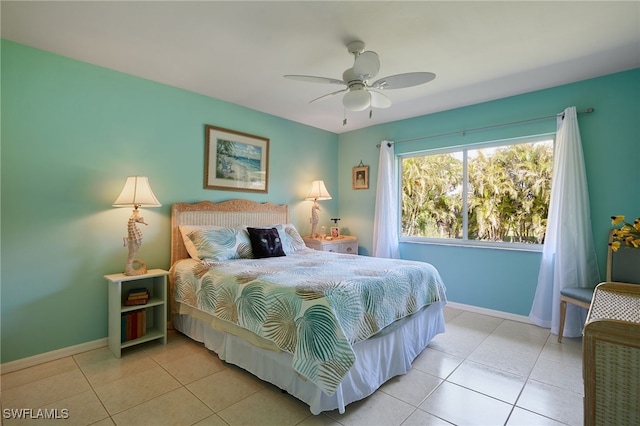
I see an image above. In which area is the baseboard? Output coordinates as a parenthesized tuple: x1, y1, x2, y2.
(1, 338, 107, 374)
(446, 301, 532, 324)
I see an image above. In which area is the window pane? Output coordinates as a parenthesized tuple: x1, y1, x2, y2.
(401, 153, 463, 238)
(400, 138, 553, 245)
(467, 141, 552, 243)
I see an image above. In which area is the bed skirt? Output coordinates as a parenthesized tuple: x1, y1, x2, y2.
(173, 301, 446, 414)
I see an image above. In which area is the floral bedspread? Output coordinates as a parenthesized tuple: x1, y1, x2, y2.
(172, 249, 446, 395)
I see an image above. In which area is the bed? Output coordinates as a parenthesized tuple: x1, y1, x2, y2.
(169, 199, 447, 414)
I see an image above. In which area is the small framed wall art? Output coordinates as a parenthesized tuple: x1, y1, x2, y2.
(352, 161, 369, 190)
(330, 227, 340, 238)
(204, 125, 269, 193)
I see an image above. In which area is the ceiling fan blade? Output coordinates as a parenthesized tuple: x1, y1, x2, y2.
(283, 75, 345, 85)
(309, 88, 348, 103)
(353, 51, 380, 80)
(371, 72, 436, 90)
(369, 90, 392, 109)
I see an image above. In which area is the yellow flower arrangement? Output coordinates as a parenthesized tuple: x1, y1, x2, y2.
(610, 215, 640, 251)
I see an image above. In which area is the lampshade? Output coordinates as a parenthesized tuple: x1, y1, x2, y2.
(306, 180, 332, 201)
(343, 88, 371, 112)
(112, 176, 161, 208)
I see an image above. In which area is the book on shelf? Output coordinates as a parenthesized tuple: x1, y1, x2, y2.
(121, 309, 146, 343)
(124, 288, 150, 305)
(128, 292, 149, 298)
(127, 288, 149, 298)
(124, 297, 149, 306)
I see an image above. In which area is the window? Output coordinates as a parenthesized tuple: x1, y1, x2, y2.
(400, 136, 554, 247)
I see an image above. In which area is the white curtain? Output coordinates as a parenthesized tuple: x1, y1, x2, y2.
(373, 141, 400, 258)
(529, 107, 600, 337)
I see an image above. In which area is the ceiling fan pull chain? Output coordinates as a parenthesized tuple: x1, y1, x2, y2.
(343, 108, 348, 126)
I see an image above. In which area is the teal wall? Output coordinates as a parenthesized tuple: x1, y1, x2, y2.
(338, 69, 640, 316)
(1, 40, 339, 363)
(2, 38, 638, 363)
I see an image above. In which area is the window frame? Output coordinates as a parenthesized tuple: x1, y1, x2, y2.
(397, 133, 556, 252)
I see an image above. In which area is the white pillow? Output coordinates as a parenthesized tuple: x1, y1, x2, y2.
(179, 225, 252, 261)
(280, 223, 307, 252)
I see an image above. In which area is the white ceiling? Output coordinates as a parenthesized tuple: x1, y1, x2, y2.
(2, 1, 639, 134)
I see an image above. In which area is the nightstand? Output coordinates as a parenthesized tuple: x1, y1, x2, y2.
(303, 235, 358, 254)
(104, 269, 168, 358)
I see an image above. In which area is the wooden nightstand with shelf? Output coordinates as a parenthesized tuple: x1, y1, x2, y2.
(303, 235, 358, 255)
(105, 269, 168, 358)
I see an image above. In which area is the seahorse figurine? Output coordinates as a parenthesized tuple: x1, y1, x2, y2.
(310, 200, 320, 238)
(123, 209, 148, 276)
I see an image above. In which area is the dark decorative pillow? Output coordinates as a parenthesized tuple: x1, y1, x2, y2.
(247, 227, 286, 258)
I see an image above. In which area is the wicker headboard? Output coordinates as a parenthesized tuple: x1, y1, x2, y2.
(170, 199, 289, 265)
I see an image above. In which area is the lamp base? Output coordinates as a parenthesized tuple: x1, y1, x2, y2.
(123, 208, 149, 276)
(309, 199, 320, 239)
(125, 259, 147, 276)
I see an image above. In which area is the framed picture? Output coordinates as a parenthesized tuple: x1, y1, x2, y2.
(205, 125, 269, 193)
(330, 227, 340, 238)
(352, 165, 369, 190)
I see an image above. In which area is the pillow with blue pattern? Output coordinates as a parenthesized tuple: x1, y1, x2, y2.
(179, 225, 252, 261)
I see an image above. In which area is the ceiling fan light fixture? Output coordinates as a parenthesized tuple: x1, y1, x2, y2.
(343, 89, 370, 111)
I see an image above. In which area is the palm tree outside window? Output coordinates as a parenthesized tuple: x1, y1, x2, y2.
(400, 136, 554, 248)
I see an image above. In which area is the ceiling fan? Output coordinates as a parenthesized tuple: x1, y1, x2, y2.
(284, 40, 436, 118)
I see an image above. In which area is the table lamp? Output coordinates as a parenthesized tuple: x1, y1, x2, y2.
(113, 176, 161, 275)
(306, 180, 331, 238)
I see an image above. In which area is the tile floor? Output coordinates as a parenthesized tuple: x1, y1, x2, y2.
(1, 306, 584, 425)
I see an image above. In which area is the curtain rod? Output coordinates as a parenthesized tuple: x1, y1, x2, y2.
(377, 107, 595, 148)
